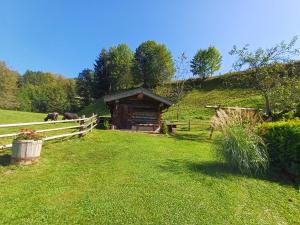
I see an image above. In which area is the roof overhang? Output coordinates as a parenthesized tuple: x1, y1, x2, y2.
(103, 88, 172, 106)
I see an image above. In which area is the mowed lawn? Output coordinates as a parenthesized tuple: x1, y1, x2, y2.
(0, 114, 299, 224)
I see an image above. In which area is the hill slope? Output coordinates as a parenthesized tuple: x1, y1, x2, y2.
(79, 88, 263, 121)
(164, 88, 263, 121)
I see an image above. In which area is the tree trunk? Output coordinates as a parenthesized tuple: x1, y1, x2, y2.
(176, 104, 179, 121)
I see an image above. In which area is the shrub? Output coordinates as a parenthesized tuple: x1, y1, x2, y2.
(160, 122, 168, 134)
(258, 120, 300, 178)
(212, 109, 268, 175)
(102, 120, 110, 130)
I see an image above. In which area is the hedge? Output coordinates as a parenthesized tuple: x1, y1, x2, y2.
(258, 120, 300, 178)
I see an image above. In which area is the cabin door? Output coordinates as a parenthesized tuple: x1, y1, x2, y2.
(119, 104, 129, 129)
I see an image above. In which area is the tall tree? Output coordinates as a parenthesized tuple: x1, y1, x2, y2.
(230, 36, 300, 119)
(190, 46, 222, 83)
(76, 69, 95, 106)
(133, 40, 175, 89)
(108, 44, 134, 92)
(0, 62, 20, 110)
(94, 49, 110, 97)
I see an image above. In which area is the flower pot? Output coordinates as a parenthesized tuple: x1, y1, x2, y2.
(11, 140, 43, 165)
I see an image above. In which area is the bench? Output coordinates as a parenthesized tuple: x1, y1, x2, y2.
(133, 123, 158, 132)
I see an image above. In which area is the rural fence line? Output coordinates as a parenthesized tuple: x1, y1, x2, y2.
(0, 114, 98, 150)
(170, 119, 210, 131)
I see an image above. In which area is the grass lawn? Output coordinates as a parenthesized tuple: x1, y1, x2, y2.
(0, 110, 86, 146)
(0, 127, 299, 224)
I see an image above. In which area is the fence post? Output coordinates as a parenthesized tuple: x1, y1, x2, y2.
(188, 119, 191, 131)
(79, 115, 85, 137)
(91, 113, 95, 131)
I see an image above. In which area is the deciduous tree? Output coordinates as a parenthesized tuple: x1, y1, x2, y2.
(133, 41, 175, 89)
(0, 62, 20, 110)
(230, 37, 300, 119)
(76, 69, 95, 106)
(190, 46, 222, 84)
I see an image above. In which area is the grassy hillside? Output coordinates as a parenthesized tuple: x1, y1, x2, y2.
(0, 109, 46, 124)
(164, 88, 263, 121)
(78, 88, 263, 122)
(78, 98, 109, 117)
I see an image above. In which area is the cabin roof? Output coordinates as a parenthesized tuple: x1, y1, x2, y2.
(103, 88, 172, 106)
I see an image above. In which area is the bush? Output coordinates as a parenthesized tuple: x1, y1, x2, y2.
(102, 120, 110, 130)
(160, 122, 168, 134)
(212, 109, 268, 175)
(258, 120, 300, 178)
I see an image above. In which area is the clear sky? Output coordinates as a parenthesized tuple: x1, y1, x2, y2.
(1, 0, 300, 77)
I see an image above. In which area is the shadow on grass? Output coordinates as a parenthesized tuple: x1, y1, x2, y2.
(159, 159, 298, 188)
(0, 153, 11, 166)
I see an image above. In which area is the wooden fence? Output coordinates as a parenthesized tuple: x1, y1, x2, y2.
(169, 119, 210, 131)
(0, 114, 98, 150)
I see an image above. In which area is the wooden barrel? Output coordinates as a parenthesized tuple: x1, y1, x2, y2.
(11, 140, 43, 165)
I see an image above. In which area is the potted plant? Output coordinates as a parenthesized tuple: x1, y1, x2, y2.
(11, 129, 43, 165)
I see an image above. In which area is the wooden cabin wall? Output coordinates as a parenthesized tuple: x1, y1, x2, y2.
(108, 95, 163, 129)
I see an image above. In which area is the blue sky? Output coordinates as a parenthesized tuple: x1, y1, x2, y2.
(1, 0, 300, 77)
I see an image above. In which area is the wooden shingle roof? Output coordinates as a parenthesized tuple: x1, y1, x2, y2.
(103, 88, 172, 106)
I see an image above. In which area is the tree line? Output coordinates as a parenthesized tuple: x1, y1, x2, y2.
(0, 63, 79, 113)
(76, 41, 222, 106)
(1, 37, 299, 120)
(0, 40, 222, 114)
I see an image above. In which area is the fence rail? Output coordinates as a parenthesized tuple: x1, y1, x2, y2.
(0, 114, 98, 150)
(168, 119, 210, 131)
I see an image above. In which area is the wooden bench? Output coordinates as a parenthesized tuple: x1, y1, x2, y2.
(166, 124, 177, 133)
(134, 123, 158, 131)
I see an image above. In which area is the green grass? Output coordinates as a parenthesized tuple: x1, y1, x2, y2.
(164, 88, 263, 121)
(0, 130, 299, 224)
(78, 98, 109, 117)
(0, 109, 84, 146)
(0, 90, 299, 225)
(0, 107, 299, 225)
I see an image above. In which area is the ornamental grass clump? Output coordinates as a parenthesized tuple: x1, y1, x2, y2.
(212, 109, 268, 175)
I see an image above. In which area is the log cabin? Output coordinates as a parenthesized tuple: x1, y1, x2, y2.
(103, 88, 172, 132)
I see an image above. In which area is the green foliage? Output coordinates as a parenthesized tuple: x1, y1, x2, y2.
(93, 44, 134, 96)
(100, 120, 110, 130)
(269, 75, 300, 119)
(0, 62, 20, 110)
(218, 124, 268, 175)
(18, 71, 77, 113)
(76, 69, 95, 106)
(133, 40, 175, 88)
(214, 110, 268, 175)
(190, 46, 222, 80)
(160, 121, 168, 134)
(108, 44, 134, 91)
(94, 49, 111, 97)
(230, 37, 300, 118)
(258, 120, 300, 178)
